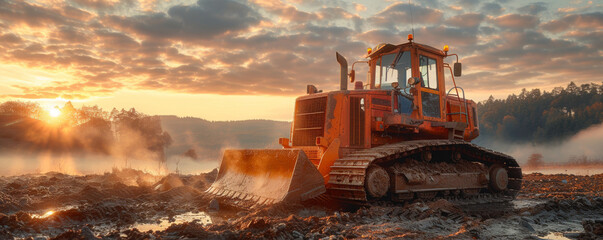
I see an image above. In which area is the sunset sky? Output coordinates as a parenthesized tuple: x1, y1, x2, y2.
(0, 0, 601, 121)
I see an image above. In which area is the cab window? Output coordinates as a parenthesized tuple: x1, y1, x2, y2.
(419, 55, 438, 90)
(377, 52, 412, 90)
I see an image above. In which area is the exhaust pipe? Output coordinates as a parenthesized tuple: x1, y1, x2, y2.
(336, 52, 348, 90)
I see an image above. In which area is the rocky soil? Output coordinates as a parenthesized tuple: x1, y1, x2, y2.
(0, 170, 601, 239)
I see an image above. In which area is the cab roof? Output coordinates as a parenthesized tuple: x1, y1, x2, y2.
(366, 42, 446, 59)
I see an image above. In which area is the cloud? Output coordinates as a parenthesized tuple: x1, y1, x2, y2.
(460, 29, 603, 91)
(0, 33, 24, 46)
(95, 29, 140, 50)
(62, 5, 95, 21)
(517, 2, 547, 15)
(447, 13, 485, 28)
(357, 29, 402, 47)
(480, 2, 504, 16)
(0, 0, 601, 104)
(50, 26, 91, 43)
(354, 3, 366, 12)
(69, 0, 135, 11)
(541, 12, 603, 33)
(409, 25, 481, 54)
(106, 0, 262, 41)
(0, 0, 68, 28)
(250, 0, 316, 23)
(565, 31, 603, 49)
(492, 14, 540, 30)
(167, 0, 262, 37)
(369, 3, 443, 29)
(457, 0, 480, 8)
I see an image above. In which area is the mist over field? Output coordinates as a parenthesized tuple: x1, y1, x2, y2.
(481, 123, 603, 164)
(1, 82, 602, 176)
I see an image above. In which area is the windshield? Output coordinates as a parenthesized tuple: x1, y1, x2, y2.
(377, 51, 412, 91)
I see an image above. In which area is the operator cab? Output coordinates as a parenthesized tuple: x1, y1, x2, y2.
(349, 36, 463, 122)
(343, 36, 479, 144)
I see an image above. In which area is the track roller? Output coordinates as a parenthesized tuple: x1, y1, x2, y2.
(489, 166, 509, 192)
(365, 165, 390, 198)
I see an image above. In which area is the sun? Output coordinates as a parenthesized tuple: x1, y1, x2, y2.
(48, 108, 62, 118)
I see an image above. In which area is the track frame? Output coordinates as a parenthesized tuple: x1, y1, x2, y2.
(327, 140, 522, 203)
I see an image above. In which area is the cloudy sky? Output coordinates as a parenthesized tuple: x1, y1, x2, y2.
(0, 0, 601, 120)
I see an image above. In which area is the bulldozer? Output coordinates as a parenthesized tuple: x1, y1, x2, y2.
(206, 35, 522, 205)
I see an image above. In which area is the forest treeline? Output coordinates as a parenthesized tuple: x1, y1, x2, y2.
(0, 101, 172, 160)
(477, 82, 603, 143)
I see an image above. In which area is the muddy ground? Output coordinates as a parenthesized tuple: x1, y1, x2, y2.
(0, 169, 601, 240)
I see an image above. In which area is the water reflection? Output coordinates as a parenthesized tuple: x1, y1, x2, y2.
(133, 211, 214, 232)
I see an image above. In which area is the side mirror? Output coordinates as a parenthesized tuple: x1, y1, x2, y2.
(454, 62, 462, 77)
(349, 70, 355, 83)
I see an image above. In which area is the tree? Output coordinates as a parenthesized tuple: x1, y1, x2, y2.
(566, 82, 579, 94)
(78, 105, 108, 124)
(0, 101, 43, 119)
(112, 108, 173, 161)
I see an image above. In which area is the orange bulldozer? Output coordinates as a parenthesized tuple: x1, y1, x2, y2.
(206, 36, 522, 205)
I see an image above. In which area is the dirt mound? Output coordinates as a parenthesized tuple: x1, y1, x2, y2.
(154, 174, 184, 191)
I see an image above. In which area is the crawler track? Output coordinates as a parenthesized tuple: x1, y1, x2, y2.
(327, 140, 522, 203)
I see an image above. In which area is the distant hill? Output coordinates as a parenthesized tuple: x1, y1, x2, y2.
(159, 116, 291, 161)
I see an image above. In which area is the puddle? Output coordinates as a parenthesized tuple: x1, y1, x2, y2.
(31, 210, 55, 218)
(132, 211, 214, 232)
(30, 205, 77, 218)
(512, 199, 546, 209)
(538, 232, 580, 240)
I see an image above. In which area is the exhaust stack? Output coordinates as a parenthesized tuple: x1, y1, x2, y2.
(336, 52, 348, 90)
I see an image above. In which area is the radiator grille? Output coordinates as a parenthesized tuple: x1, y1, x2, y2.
(292, 97, 327, 146)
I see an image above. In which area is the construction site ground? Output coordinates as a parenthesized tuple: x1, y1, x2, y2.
(0, 169, 601, 240)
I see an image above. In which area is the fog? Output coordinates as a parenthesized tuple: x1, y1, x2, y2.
(0, 133, 224, 176)
(483, 123, 603, 165)
(166, 156, 219, 174)
(0, 152, 163, 176)
(2, 122, 602, 177)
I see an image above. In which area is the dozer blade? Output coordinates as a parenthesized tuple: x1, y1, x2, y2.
(206, 149, 326, 205)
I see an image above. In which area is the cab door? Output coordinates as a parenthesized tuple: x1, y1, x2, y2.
(415, 51, 445, 121)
